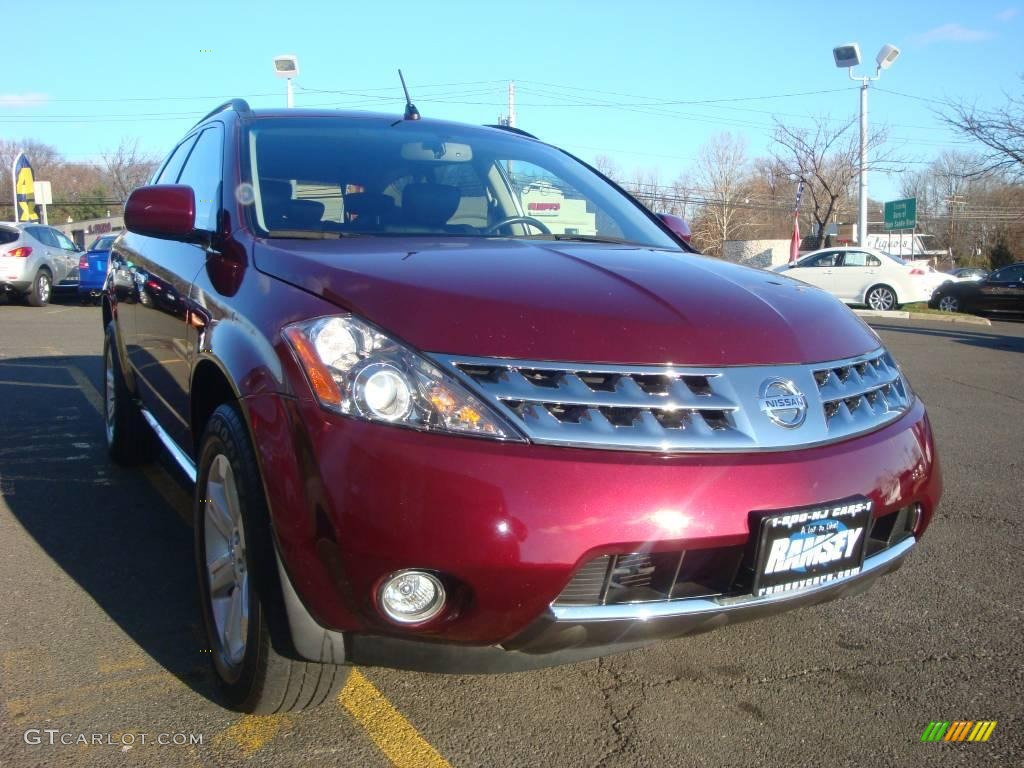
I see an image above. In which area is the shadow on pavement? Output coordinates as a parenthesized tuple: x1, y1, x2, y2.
(0, 353, 216, 702)
(870, 321, 1024, 354)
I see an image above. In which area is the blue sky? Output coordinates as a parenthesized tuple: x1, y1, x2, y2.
(7, 0, 1022, 202)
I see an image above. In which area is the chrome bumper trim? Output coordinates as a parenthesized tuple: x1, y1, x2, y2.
(552, 537, 914, 623)
(503, 537, 915, 655)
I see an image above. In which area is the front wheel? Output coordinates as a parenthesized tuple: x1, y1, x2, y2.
(937, 294, 961, 313)
(195, 403, 348, 713)
(866, 285, 898, 312)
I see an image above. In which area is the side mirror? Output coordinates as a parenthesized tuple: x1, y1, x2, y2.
(656, 212, 691, 244)
(124, 185, 197, 241)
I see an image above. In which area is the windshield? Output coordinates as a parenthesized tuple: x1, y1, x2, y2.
(89, 235, 116, 251)
(243, 116, 678, 249)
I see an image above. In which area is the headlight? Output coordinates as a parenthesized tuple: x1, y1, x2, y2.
(283, 315, 522, 441)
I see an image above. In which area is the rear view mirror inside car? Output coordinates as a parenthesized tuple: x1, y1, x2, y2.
(400, 141, 472, 162)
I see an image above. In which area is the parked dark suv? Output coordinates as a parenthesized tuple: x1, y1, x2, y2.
(103, 100, 941, 713)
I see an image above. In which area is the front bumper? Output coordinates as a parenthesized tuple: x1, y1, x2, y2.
(249, 383, 941, 657)
(342, 536, 914, 672)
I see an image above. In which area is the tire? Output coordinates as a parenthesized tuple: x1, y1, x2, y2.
(103, 322, 159, 465)
(195, 403, 348, 713)
(26, 269, 52, 307)
(866, 284, 899, 311)
(937, 294, 961, 313)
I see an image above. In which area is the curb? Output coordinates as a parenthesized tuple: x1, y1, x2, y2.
(855, 310, 909, 319)
(906, 311, 991, 326)
(853, 309, 991, 326)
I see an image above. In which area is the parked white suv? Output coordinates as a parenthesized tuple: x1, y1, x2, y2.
(771, 247, 950, 311)
(0, 222, 80, 306)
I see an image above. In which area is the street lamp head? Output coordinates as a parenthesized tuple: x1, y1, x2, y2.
(832, 42, 861, 69)
(272, 54, 299, 79)
(875, 44, 900, 70)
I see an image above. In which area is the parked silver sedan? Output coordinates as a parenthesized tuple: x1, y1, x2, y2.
(0, 222, 80, 306)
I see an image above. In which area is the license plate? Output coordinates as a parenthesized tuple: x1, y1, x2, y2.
(752, 497, 872, 597)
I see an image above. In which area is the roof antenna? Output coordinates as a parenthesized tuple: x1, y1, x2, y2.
(398, 69, 420, 120)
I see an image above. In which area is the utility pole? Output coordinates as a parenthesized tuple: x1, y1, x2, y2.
(945, 194, 967, 264)
(508, 81, 516, 128)
(857, 79, 868, 248)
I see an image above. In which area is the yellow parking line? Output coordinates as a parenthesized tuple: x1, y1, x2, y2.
(65, 364, 105, 415)
(340, 670, 452, 768)
(7, 672, 180, 722)
(141, 465, 193, 526)
(62, 355, 451, 767)
(214, 714, 293, 757)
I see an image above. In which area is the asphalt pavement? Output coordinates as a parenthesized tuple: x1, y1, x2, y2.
(0, 296, 1021, 768)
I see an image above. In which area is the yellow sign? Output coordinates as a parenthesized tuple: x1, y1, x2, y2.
(12, 152, 39, 222)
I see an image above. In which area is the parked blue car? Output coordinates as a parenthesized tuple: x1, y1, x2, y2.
(78, 234, 117, 303)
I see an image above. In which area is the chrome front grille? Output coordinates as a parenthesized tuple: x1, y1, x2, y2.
(813, 352, 909, 430)
(431, 348, 912, 452)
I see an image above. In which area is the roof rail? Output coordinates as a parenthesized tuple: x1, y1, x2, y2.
(192, 98, 251, 129)
(483, 124, 538, 140)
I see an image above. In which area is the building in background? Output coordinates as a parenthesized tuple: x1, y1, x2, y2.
(518, 182, 596, 235)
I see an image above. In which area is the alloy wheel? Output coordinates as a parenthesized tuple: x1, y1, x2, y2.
(104, 346, 116, 445)
(38, 274, 51, 303)
(868, 287, 895, 311)
(938, 295, 960, 313)
(204, 454, 249, 676)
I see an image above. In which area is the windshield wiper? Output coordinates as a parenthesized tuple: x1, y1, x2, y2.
(264, 229, 360, 240)
(522, 233, 642, 246)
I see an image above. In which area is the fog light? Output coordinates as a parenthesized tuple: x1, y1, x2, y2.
(378, 570, 445, 624)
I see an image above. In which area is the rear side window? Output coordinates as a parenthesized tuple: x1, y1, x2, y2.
(175, 125, 223, 231)
(28, 226, 59, 247)
(0, 227, 18, 245)
(155, 135, 199, 185)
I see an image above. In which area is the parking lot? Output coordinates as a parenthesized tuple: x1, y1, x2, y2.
(0, 298, 1021, 767)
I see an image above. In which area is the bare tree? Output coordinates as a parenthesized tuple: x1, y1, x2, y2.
(591, 154, 621, 181)
(937, 78, 1024, 178)
(772, 116, 890, 249)
(0, 139, 64, 214)
(901, 152, 1023, 265)
(689, 132, 754, 256)
(624, 168, 681, 214)
(102, 138, 159, 203)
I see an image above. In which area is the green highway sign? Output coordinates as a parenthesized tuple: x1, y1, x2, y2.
(884, 198, 917, 230)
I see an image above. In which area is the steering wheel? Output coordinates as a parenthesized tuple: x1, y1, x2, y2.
(483, 216, 552, 235)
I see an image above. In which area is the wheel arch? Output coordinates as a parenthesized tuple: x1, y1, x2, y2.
(190, 357, 242, 457)
(863, 282, 902, 307)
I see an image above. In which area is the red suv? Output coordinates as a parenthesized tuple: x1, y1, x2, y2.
(103, 100, 941, 713)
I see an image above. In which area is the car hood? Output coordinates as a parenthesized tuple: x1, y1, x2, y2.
(253, 238, 880, 366)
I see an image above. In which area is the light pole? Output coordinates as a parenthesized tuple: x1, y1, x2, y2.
(273, 55, 299, 108)
(832, 42, 900, 246)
